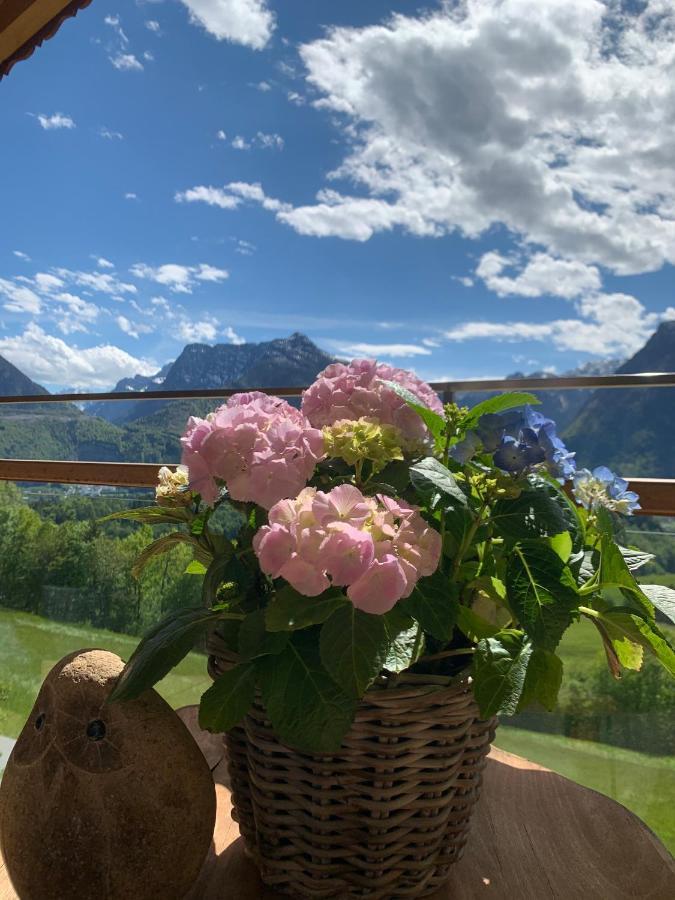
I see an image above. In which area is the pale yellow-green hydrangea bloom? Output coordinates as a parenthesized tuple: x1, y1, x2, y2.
(155, 465, 192, 506)
(322, 417, 404, 474)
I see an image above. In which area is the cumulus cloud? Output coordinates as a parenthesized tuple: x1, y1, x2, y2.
(224, 325, 245, 344)
(0, 324, 157, 390)
(476, 252, 602, 299)
(186, 2, 675, 279)
(54, 293, 101, 335)
(36, 113, 75, 130)
(0, 279, 42, 315)
(179, 0, 275, 49)
(116, 315, 154, 339)
(444, 291, 664, 357)
(177, 317, 219, 342)
(130, 262, 229, 293)
(176, 180, 289, 213)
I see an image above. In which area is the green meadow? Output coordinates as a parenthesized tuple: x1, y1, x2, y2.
(1, 608, 673, 853)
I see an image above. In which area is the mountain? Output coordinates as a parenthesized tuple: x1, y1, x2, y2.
(565, 322, 675, 477)
(457, 358, 622, 432)
(84, 362, 174, 424)
(94, 332, 336, 426)
(0, 355, 49, 398)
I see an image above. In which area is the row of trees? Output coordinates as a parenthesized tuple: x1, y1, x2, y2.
(0, 483, 201, 635)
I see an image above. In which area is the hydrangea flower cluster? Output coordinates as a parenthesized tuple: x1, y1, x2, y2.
(253, 484, 442, 614)
(322, 417, 404, 474)
(180, 392, 324, 509)
(301, 359, 443, 447)
(573, 466, 641, 515)
(155, 465, 191, 506)
(489, 407, 576, 481)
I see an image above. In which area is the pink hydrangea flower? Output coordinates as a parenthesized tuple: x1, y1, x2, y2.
(301, 359, 443, 445)
(253, 485, 442, 614)
(180, 392, 324, 509)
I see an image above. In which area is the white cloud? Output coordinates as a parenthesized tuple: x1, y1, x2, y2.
(110, 53, 144, 71)
(232, 135, 250, 150)
(177, 317, 219, 342)
(175, 185, 241, 209)
(143, 50, 154, 62)
(234, 239, 255, 255)
(130, 262, 229, 293)
(255, 131, 283, 150)
(96, 257, 115, 269)
(55, 268, 137, 297)
(36, 113, 75, 130)
(287, 91, 305, 106)
(33, 272, 64, 292)
(256, 80, 271, 91)
(145, 20, 161, 33)
(53, 292, 101, 334)
(99, 126, 124, 140)
(324, 340, 432, 358)
(216, 129, 227, 140)
(452, 275, 474, 288)
(13, 250, 30, 261)
(224, 1, 675, 278)
(116, 315, 154, 339)
(0, 279, 42, 315)
(179, 0, 275, 49)
(476, 252, 601, 299)
(444, 291, 664, 357)
(125, 192, 138, 200)
(224, 325, 245, 344)
(0, 324, 157, 390)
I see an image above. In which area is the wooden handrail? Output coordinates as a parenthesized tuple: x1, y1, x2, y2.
(0, 371, 674, 405)
(0, 460, 673, 516)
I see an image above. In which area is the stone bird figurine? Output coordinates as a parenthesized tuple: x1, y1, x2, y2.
(0, 649, 216, 899)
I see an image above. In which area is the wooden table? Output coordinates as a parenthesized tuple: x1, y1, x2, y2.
(2, 707, 674, 899)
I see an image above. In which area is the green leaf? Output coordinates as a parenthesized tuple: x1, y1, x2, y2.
(320, 605, 392, 697)
(517, 648, 563, 711)
(409, 457, 468, 508)
(201, 551, 247, 608)
(257, 632, 357, 752)
(506, 542, 579, 651)
(620, 546, 655, 572)
(198, 662, 257, 733)
(640, 584, 675, 624)
(380, 380, 445, 443)
(588, 616, 642, 675)
(593, 611, 675, 676)
(472, 630, 533, 717)
(132, 532, 208, 579)
(462, 392, 540, 430)
(467, 575, 507, 603)
(492, 484, 571, 543)
(383, 621, 424, 673)
(185, 559, 207, 575)
(456, 605, 500, 641)
(597, 536, 654, 620)
(100, 506, 188, 526)
(549, 531, 573, 563)
(265, 585, 347, 632)
(238, 609, 290, 660)
(109, 607, 221, 702)
(399, 569, 459, 641)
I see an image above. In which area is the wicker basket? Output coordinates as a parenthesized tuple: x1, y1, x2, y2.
(208, 633, 496, 900)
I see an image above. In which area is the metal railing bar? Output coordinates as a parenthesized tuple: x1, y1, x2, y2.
(1, 371, 675, 405)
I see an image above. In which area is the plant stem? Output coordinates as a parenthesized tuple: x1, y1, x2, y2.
(578, 605, 599, 619)
(451, 498, 489, 580)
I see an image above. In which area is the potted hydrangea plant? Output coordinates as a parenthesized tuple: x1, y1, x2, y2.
(108, 360, 675, 899)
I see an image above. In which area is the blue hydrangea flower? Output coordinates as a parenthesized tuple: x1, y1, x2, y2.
(491, 406, 575, 480)
(573, 466, 641, 515)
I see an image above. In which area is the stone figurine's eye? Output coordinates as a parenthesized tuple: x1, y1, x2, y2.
(34, 713, 46, 731)
(86, 720, 106, 742)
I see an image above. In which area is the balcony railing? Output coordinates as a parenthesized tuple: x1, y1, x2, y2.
(1, 372, 674, 515)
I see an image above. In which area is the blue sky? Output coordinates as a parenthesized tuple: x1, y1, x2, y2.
(1, 0, 674, 390)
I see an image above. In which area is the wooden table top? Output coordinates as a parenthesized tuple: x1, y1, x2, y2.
(2, 707, 674, 899)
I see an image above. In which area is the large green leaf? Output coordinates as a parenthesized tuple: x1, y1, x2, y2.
(257, 632, 357, 752)
(199, 662, 257, 733)
(109, 607, 222, 702)
(238, 609, 290, 659)
(517, 648, 563, 711)
(381, 380, 445, 444)
(640, 584, 675, 624)
(472, 630, 533, 717)
(399, 569, 459, 641)
(409, 457, 468, 508)
(592, 611, 675, 676)
(320, 605, 392, 696)
(597, 536, 654, 620)
(506, 542, 579, 651)
(383, 621, 425, 673)
(492, 484, 571, 543)
(462, 392, 539, 430)
(265, 585, 347, 632)
(456, 605, 501, 641)
(588, 616, 643, 675)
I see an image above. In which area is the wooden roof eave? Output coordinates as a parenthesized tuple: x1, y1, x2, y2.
(0, 0, 93, 80)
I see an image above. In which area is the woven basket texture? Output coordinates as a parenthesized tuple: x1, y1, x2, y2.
(208, 634, 496, 899)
